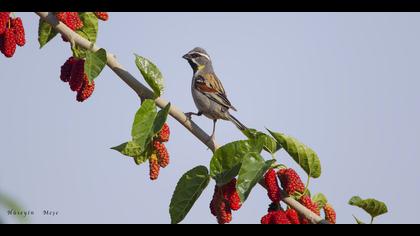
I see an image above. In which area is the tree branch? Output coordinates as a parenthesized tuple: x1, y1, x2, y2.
(35, 12, 326, 224)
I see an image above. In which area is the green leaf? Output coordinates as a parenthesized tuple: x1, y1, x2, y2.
(76, 12, 98, 43)
(112, 100, 162, 166)
(243, 129, 281, 154)
(84, 48, 107, 83)
(268, 130, 321, 178)
(111, 141, 142, 157)
(348, 196, 388, 219)
(131, 100, 157, 150)
(210, 140, 261, 186)
(169, 166, 210, 224)
(38, 19, 58, 48)
(134, 54, 165, 98)
(312, 193, 328, 209)
(153, 103, 171, 135)
(353, 215, 366, 224)
(236, 152, 276, 202)
(111, 141, 148, 165)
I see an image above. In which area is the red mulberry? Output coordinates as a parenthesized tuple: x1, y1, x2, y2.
(0, 34, 3, 54)
(210, 186, 219, 217)
(323, 203, 336, 224)
(209, 179, 241, 224)
(222, 178, 241, 211)
(94, 12, 109, 21)
(299, 195, 320, 224)
(210, 185, 232, 224)
(157, 123, 170, 142)
(69, 59, 85, 92)
(271, 210, 291, 224)
(153, 140, 170, 168)
(261, 212, 274, 224)
(299, 195, 320, 216)
(285, 208, 300, 224)
(67, 12, 83, 30)
(55, 12, 67, 23)
(149, 153, 160, 180)
(261, 210, 291, 224)
(0, 12, 10, 35)
(216, 198, 232, 224)
(264, 169, 281, 203)
(261, 212, 273, 225)
(76, 74, 95, 102)
(55, 12, 83, 30)
(278, 168, 305, 195)
(11, 17, 25, 47)
(228, 191, 241, 211)
(1, 28, 16, 58)
(60, 57, 77, 82)
(56, 12, 83, 41)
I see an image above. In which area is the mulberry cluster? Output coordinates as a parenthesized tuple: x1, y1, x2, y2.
(0, 13, 26, 58)
(264, 168, 281, 203)
(55, 12, 83, 42)
(260, 166, 331, 224)
(94, 12, 109, 21)
(323, 203, 336, 224)
(55, 12, 84, 31)
(60, 57, 95, 102)
(278, 168, 305, 195)
(210, 178, 242, 224)
(148, 123, 171, 181)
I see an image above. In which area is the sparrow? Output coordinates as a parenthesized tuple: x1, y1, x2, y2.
(182, 47, 247, 142)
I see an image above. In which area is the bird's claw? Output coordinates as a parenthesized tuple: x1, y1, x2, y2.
(185, 112, 193, 121)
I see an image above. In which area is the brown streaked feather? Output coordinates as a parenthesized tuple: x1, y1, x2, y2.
(205, 73, 226, 94)
(196, 82, 218, 93)
(194, 74, 237, 111)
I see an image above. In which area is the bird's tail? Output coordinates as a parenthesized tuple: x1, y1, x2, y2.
(227, 113, 247, 131)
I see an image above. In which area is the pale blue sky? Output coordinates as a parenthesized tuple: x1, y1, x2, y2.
(1, 12, 419, 224)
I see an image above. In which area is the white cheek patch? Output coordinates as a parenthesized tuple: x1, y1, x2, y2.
(191, 58, 199, 66)
(196, 52, 211, 61)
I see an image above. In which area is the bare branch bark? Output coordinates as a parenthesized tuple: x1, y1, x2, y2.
(35, 12, 326, 224)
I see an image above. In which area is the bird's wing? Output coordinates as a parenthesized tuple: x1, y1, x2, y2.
(194, 74, 237, 111)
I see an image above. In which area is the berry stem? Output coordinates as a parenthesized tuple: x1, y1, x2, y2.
(302, 174, 311, 196)
(272, 163, 287, 170)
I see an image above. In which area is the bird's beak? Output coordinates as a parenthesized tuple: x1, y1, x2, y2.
(182, 54, 190, 60)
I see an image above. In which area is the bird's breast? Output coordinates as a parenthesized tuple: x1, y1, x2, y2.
(191, 80, 229, 121)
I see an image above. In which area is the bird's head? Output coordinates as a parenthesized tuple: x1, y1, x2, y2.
(182, 47, 211, 72)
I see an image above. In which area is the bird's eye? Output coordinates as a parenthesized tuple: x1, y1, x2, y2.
(191, 53, 201, 58)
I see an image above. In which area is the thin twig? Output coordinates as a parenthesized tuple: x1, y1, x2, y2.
(35, 12, 325, 224)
